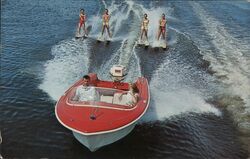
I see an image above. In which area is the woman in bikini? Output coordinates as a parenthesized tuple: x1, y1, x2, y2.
(140, 13, 149, 41)
(101, 9, 111, 38)
(77, 9, 87, 35)
(157, 13, 167, 41)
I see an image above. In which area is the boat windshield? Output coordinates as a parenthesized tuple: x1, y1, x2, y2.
(68, 86, 134, 106)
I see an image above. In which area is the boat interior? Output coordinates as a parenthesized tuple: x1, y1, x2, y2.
(68, 86, 137, 107)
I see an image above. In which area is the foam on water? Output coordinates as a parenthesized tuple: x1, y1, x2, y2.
(143, 89, 221, 122)
(117, 1, 141, 66)
(39, 39, 90, 101)
(142, 57, 221, 122)
(191, 2, 250, 111)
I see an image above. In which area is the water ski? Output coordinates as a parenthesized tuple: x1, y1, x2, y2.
(75, 33, 86, 39)
(153, 40, 168, 50)
(106, 38, 111, 45)
(144, 40, 149, 47)
(160, 42, 167, 49)
(75, 34, 88, 39)
(97, 36, 104, 42)
(75, 25, 92, 39)
(97, 35, 112, 43)
(137, 39, 149, 47)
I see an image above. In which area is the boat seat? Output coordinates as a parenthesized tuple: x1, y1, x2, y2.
(113, 93, 128, 105)
(100, 95, 113, 103)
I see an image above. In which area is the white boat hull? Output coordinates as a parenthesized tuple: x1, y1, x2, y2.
(73, 123, 136, 151)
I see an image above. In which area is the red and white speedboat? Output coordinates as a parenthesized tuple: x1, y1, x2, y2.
(55, 66, 150, 151)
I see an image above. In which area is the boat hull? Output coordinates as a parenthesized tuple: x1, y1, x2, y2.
(73, 122, 136, 151)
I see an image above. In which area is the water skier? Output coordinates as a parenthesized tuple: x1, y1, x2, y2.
(157, 13, 167, 41)
(101, 9, 111, 38)
(77, 9, 87, 35)
(140, 13, 149, 42)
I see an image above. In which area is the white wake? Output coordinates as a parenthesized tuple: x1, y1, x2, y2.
(142, 57, 221, 122)
(39, 39, 90, 101)
(191, 2, 250, 111)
